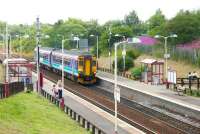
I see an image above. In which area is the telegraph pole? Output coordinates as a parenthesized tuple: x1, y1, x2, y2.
(36, 17, 41, 93)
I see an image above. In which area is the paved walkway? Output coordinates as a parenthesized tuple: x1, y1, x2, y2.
(32, 73, 144, 134)
(97, 71, 200, 112)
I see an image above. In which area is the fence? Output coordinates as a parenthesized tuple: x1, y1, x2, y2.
(176, 78, 200, 90)
(0, 82, 27, 99)
(41, 89, 106, 134)
(133, 45, 200, 67)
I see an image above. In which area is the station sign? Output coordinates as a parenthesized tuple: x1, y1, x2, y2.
(114, 86, 120, 102)
(164, 54, 170, 59)
(122, 49, 126, 56)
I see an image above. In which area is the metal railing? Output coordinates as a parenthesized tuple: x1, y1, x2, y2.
(41, 89, 106, 134)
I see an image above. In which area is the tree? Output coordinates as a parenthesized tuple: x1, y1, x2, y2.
(165, 10, 200, 44)
(124, 10, 140, 26)
(112, 56, 134, 72)
(147, 9, 166, 36)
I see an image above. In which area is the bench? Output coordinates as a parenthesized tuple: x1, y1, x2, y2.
(176, 85, 186, 96)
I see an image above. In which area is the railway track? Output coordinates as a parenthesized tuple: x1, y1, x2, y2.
(7, 54, 200, 134)
(90, 85, 200, 134)
(40, 68, 194, 134)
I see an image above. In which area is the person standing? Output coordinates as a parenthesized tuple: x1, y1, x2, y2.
(57, 80, 63, 99)
(52, 84, 58, 98)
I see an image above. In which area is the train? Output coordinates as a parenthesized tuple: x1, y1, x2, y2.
(34, 47, 97, 84)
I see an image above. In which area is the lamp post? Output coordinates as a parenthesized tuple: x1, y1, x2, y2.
(114, 38, 141, 133)
(114, 40, 129, 134)
(58, 35, 72, 93)
(154, 34, 178, 81)
(61, 37, 69, 93)
(73, 35, 79, 49)
(109, 27, 112, 71)
(115, 34, 126, 72)
(90, 34, 99, 60)
(35, 16, 50, 93)
(36, 17, 41, 93)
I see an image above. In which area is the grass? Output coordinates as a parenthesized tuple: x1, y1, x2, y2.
(0, 92, 90, 134)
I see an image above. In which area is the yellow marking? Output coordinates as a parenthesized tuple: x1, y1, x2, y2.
(85, 59, 90, 76)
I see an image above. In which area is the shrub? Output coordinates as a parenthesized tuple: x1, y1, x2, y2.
(91, 46, 101, 57)
(112, 56, 134, 72)
(130, 67, 143, 79)
(126, 49, 140, 59)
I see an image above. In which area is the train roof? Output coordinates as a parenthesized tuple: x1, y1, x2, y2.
(52, 49, 92, 56)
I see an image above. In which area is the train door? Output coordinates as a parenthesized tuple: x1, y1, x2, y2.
(85, 58, 91, 76)
(78, 57, 84, 73)
(92, 56, 97, 74)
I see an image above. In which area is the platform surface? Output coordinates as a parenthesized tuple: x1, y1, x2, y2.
(97, 71, 200, 112)
(32, 73, 144, 134)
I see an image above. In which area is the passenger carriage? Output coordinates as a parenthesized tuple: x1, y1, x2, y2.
(35, 47, 96, 84)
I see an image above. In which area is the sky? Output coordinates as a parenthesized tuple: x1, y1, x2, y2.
(0, 0, 199, 25)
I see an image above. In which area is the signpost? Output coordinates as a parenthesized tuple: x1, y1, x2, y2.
(164, 53, 170, 59)
(114, 86, 120, 102)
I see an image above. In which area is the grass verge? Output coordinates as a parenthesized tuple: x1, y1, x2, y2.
(0, 92, 90, 134)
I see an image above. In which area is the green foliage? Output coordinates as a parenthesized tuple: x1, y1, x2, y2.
(147, 9, 166, 36)
(124, 10, 140, 26)
(4, 8, 200, 65)
(126, 49, 141, 59)
(130, 67, 143, 79)
(90, 45, 101, 57)
(165, 10, 200, 44)
(112, 56, 134, 72)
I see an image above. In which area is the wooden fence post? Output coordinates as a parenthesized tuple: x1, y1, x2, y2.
(4, 82, 9, 97)
(181, 78, 184, 86)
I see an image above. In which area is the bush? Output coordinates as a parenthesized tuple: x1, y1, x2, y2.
(112, 56, 134, 72)
(130, 67, 143, 79)
(126, 49, 140, 59)
(91, 45, 102, 57)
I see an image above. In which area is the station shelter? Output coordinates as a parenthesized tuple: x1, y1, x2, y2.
(3, 58, 33, 84)
(140, 59, 164, 85)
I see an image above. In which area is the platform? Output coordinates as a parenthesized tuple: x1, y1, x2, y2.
(97, 71, 200, 112)
(32, 73, 144, 134)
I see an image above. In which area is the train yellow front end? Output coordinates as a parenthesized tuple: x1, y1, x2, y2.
(78, 55, 97, 84)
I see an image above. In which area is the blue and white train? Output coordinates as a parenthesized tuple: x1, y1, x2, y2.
(35, 47, 97, 84)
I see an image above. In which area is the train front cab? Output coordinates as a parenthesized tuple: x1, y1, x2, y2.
(78, 56, 96, 84)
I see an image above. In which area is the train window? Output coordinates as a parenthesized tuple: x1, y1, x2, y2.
(53, 56, 62, 64)
(75, 61, 78, 69)
(43, 55, 48, 60)
(64, 60, 70, 66)
(92, 60, 96, 66)
(79, 60, 84, 66)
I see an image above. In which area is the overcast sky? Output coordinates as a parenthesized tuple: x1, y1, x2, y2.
(0, 0, 199, 25)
